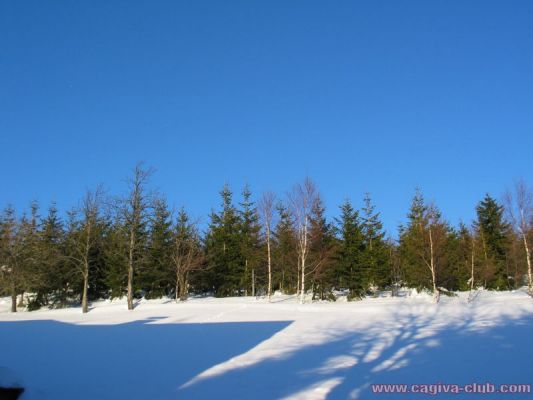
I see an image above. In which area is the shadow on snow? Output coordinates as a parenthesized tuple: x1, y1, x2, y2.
(178, 312, 533, 399)
(0, 318, 292, 399)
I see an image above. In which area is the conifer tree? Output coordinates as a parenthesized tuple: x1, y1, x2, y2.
(308, 196, 336, 300)
(361, 194, 389, 291)
(239, 186, 261, 296)
(205, 185, 244, 296)
(455, 223, 476, 292)
(40, 203, 67, 307)
(142, 197, 173, 299)
(273, 203, 298, 294)
(400, 190, 451, 301)
(474, 194, 511, 289)
(104, 217, 129, 299)
(335, 199, 365, 300)
(0, 206, 25, 312)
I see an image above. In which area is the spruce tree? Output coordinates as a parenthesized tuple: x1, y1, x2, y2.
(0, 205, 24, 312)
(335, 199, 365, 300)
(474, 194, 511, 289)
(361, 194, 389, 291)
(142, 198, 173, 298)
(205, 185, 244, 296)
(308, 196, 336, 300)
(40, 203, 68, 307)
(399, 190, 451, 299)
(273, 203, 298, 294)
(239, 185, 262, 296)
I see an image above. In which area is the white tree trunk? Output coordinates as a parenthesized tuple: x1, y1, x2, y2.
(429, 227, 439, 303)
(266, 225, 272, 301)
(522, 233, 532, 295)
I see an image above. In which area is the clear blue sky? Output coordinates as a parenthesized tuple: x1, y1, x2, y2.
(1, 1, 532, 235)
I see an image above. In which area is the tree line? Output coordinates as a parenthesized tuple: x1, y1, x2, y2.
(1, 163, 532, 313)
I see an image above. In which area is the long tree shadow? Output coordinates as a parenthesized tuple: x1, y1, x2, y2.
(178, 312, 533, 399)
(0, 319, 292, 399)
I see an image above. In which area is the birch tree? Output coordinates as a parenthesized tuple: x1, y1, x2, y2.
(259, 192, 276, 301)
(505, 179, 533, 294)
(289, 178, 318, 304)
(400, 191, 449, 303)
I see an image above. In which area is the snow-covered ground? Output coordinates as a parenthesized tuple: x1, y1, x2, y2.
(1, 290, 533, 399)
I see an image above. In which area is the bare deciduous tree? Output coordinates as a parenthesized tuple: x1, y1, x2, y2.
(505, 179, 533, 294)
(259, 192, 276, 301)
(66, 186, 104, 313)
(289, 178, 318, 304)
(122, 163, 154, 310)
(172, 210, 203, 301)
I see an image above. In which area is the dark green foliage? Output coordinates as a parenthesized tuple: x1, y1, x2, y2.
(360, 194, 390, 291)
(309, 196, 337, 300)
(273, 203, 298, 294)
(399, 190, 453, 293)
(239, 186, 262, 296)
(474, 194, 512, 289)
(39, 204, 69, 307)
(205, 185, 245, 297)
(1, 171, 531, 311)
(104, 220, 129, 299)
(141, 198, 173, 299)
(334, 200, 365, 300)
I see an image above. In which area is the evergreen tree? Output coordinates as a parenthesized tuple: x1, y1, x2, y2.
(0, 205, 25, 312)
(273, 203, 298, 294)
(104, 217, 129, 299)
(454, 222, 475, 291)
(141, 198, 173, 298)
(361, 194, 389, 291)
(239, 185, 262, 296)
(308, 196, 337, 300)
(205, 185, 244, 296)
(40, 203, 68, 307)
(399, 190, 452, 299)
(474, 194, 512, 289)
(335, 199, 365, 300)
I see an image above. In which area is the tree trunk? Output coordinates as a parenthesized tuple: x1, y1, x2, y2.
(178, 274, 180, 303)
(17, 291, 25, 308)
(470, 240, 475, 292)
(127, 229, 135, 310)
(522, 233, 532, 295)
(300, 255, 306, 304)
(296, 255, 301, 296)
(82, 269, 89, 314)
(429, 227, 439, 303)
(481, 231, 488, 288)
(10, 284, 17, 313)
(266, 226, 272, 301)
(251, 267, 255, 297)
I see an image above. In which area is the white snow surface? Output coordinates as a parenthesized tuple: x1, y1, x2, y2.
(1, 290, 533, 399)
